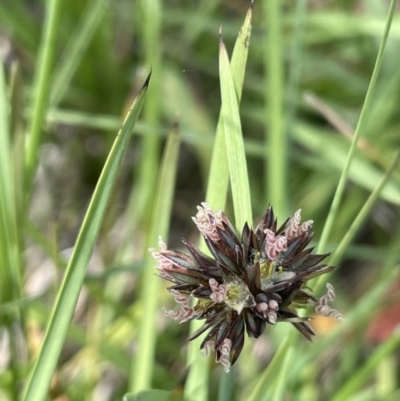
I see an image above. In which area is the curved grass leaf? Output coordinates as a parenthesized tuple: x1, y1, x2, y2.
(21, 72, 150, 401)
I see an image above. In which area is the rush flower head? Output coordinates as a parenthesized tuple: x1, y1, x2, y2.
(151, 203, 342, 371)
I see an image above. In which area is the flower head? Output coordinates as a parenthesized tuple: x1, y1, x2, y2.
(152, 203, 342, 371)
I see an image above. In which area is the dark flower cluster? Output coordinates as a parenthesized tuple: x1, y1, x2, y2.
(151, 203, 342, 371)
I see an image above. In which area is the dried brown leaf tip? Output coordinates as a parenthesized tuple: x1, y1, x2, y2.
(151, 203, 343, 371)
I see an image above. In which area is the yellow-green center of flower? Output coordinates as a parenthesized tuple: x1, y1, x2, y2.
(258, 256, 295, 290)
(224, 277, 255, 314)
(195, 298, 213, 313)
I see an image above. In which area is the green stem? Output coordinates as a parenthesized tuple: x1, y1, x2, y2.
(25, 0, 63, 179)
(217, 366, 235, 401)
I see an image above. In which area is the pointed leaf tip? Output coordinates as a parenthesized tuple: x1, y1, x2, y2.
(140, 69, 152, 93)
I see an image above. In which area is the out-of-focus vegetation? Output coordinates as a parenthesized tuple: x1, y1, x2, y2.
(0, 0, 400, 400)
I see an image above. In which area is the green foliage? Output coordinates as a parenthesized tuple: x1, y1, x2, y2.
(22, 73, 150, 401)
(0, 0, 399, 400)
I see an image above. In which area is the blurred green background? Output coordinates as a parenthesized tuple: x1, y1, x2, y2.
(0, 0, 400, 400)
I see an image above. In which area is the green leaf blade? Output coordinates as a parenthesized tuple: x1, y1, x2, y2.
(219, 35, 252, 229)
(22, 73, 150, 401)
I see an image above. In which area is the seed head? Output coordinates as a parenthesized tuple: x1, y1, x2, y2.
(153, 204, 342, 371)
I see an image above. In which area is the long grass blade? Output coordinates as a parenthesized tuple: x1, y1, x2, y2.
(206, 2, 253, 211)
(219, 32, 252, 228)
(0, 53, 24, 401)
(21, 73, 150, 401)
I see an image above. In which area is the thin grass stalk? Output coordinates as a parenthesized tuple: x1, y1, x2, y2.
(217, 367, 235, 401)
(21, 75, 149, 401)
(317, 0, 399, 255)
(0, 58, 23, 401)
(185, 6, 253, 399)
(0, 63, 12, 270)
(10, 64, 25, 241)
(129, 124, 181, 393)
(8, 64, 27, 364)
(25, 0, 63, 179)
(263, 0, 286, 220)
